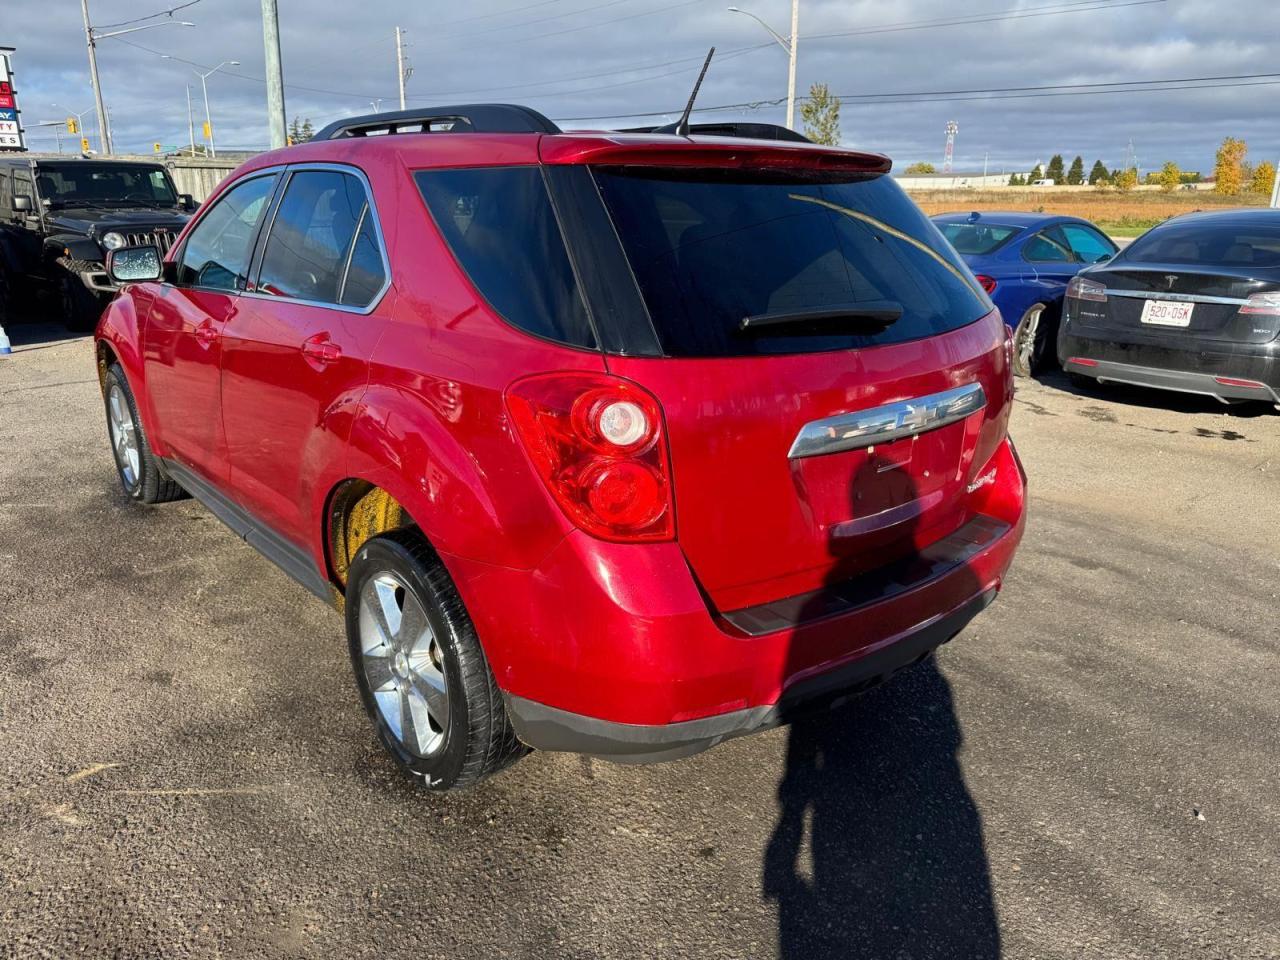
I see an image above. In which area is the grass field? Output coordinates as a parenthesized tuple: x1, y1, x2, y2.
(907, 188, 1270, 236)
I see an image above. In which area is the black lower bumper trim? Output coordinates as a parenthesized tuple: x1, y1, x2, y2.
(504, 588, 996, 764)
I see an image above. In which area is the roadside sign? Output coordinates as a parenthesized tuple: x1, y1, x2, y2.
(0, 48, 25, 151)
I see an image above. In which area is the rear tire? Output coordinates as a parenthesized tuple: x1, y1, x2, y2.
(1011, 303, 1049, 378)
(346, 529, 527, 790)
(103, 363, 186, 504)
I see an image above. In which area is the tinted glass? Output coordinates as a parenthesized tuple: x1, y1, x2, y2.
(938, 221, 1021, 255)
(416, 167, 594, 349)
(341, 210, 387, 307)
(1062, 223, 1115, 264)
(177, 174, 276, 291)
(258, 170, 372, 304)
(1123, 218, 1280, 269)
(33, 162, 177, 206)
(1023, 227, 1072, 263)
(591, 168, 990, 357)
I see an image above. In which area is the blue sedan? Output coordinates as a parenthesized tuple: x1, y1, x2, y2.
(932, 212, 1118, 377)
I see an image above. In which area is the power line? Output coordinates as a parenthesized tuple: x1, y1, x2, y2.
(553, 72, 1280, 121)
(804, 0, 1164, 41)
(436, 0, 635, 40)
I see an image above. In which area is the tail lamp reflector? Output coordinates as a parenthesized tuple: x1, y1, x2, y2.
(1069, 357, 1099, 367)
(975, 274, 998, 295)
(1213, 375, 1265, 389)
(506, 374, 674, 542)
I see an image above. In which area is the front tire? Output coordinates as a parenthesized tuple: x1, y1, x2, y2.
(346, 529, 527, 790)
(103, 363, 186, 504)
(58, 260, 106, 333)
(1011, 303, 1050, 378)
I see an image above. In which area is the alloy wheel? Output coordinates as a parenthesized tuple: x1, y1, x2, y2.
(107, 384, 141, 491)
(359, 573, 450, 758)
(1016, 306, 1043, 374)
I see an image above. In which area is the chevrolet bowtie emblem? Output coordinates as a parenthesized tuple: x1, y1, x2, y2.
(900, 403, 931, 432)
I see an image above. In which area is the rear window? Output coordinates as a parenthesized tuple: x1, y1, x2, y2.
(592, 168, 991, 357)
(1123, 218, 1280, 269)
(937, 221, 1022, 255)
(416, 167, 595, 349)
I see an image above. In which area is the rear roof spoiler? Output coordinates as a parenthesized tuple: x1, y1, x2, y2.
(617, 122, 811, 143)
(314, 104, 561, 140)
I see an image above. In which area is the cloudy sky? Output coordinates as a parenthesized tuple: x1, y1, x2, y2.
(5, 0, 1278, 175)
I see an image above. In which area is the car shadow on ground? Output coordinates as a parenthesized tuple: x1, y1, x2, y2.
(2, 317, 90, 352)
(764, 453, 1001, 958)
(1036, 369, 1275, 418)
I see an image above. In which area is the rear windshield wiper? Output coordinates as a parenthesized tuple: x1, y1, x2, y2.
(739, 300, 903, 334)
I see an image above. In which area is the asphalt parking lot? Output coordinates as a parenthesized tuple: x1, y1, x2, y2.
(1, 320, 1277, 959)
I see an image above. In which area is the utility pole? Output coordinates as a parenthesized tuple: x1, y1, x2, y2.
(186, 84, 195, 155)
(80, 0, 111, 154)
(785, 0, 798, 131)
(1271, 160, 1280, 208)
(261, 0, 287, 149)
(395, 26, 408, 111)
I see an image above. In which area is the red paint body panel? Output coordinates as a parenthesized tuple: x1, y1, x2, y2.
(97, 128, 1026, 740)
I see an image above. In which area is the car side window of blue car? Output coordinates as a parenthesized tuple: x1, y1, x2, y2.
(1061, 224, 1116, 264)
(1023, 226, 1074, 264)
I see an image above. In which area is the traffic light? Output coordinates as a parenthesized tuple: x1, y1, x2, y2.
(153, 142, 162, 153)
(66, 116, 77, 134)
(202, 121, 211, 140)
(80, 137, 89, 153)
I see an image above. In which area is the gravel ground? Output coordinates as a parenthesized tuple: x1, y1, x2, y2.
(0, 320, 1277, 959)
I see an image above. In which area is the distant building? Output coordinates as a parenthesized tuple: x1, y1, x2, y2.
(894, 171, 1013, 190)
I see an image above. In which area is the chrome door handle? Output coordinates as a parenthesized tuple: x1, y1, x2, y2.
(194, 319, 219, 347)
(301, 333, 341, 364)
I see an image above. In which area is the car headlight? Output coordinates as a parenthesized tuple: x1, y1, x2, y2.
(101, 231, 126, 251)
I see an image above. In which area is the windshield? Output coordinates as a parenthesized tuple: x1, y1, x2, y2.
(937, 221, 1022, 255)
(591, 167, 991, 357)
(1122, 217, 1280, 269)
(33, 162, 178, 207)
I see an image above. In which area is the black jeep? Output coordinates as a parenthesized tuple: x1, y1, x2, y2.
(0, 156, 195, 330)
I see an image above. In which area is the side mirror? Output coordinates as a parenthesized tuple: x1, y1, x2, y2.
(1095, 252, 1114, 263)
(13, 195, 32, 213)
(106, 245, 163, 284)
(178, 193, 196, 212)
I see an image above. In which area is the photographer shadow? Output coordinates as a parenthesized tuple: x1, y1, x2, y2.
(763, 450, 1000, 958)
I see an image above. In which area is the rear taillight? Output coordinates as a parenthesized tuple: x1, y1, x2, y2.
(1239, 292, 1280, 316)
(506, 373, 674, 543)
(975, 274, 998, 295)
(1066, 276, 1107, 302)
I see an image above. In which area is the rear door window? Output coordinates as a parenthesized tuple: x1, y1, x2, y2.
(256, 169, 386, 307)
(590, 167, 990, 357)
(416, 166, 594, 349)
(1023, 227, 1073, 263)
(177, 173, 277, 291)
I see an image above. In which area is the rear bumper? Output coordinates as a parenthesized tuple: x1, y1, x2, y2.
(504, 588, 996, 763)
(1059, 331, 1280, 404)
(447, 437, 1026, 763)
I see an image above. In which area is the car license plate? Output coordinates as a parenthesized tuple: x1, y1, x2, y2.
(1140, 299, 1194, 327)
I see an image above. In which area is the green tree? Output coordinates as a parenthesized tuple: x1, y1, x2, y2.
(1115, 167, 1139, 192)
(1214, 137, 1248, 194)
(301, 118, 315, 142)
(1252, 159, 1277, 196)
(1045, 154, 1065, 183)
(1008, 172, 1025, 186)
(800, 83, 841, 146)
(1028, 162, 1044, 183)
(288, 116, 315, 145)
(1158, 161, 1181, 193)
(1066, 155, 1085, 185)
(1088, 160, 1109, 185)
(904, 161, 936, 174)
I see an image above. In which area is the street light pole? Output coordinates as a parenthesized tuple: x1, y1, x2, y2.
(186, 84, 195, 155)
(80, 0, 111, 154)
(194, 60, 238, 159)
(727, 3, 799, 130)
(395, 26, 407, 111)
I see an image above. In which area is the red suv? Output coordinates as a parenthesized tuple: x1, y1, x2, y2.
(95, 105, 1026, 790)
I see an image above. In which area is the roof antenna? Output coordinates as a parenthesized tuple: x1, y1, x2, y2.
(674, 47, 715, 137)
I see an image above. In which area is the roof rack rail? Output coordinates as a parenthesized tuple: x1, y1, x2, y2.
(617, 122, 811, 143)
(314, 104, 561, 141)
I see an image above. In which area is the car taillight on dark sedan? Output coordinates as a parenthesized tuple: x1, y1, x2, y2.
(1066, 276, 1107, 302)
